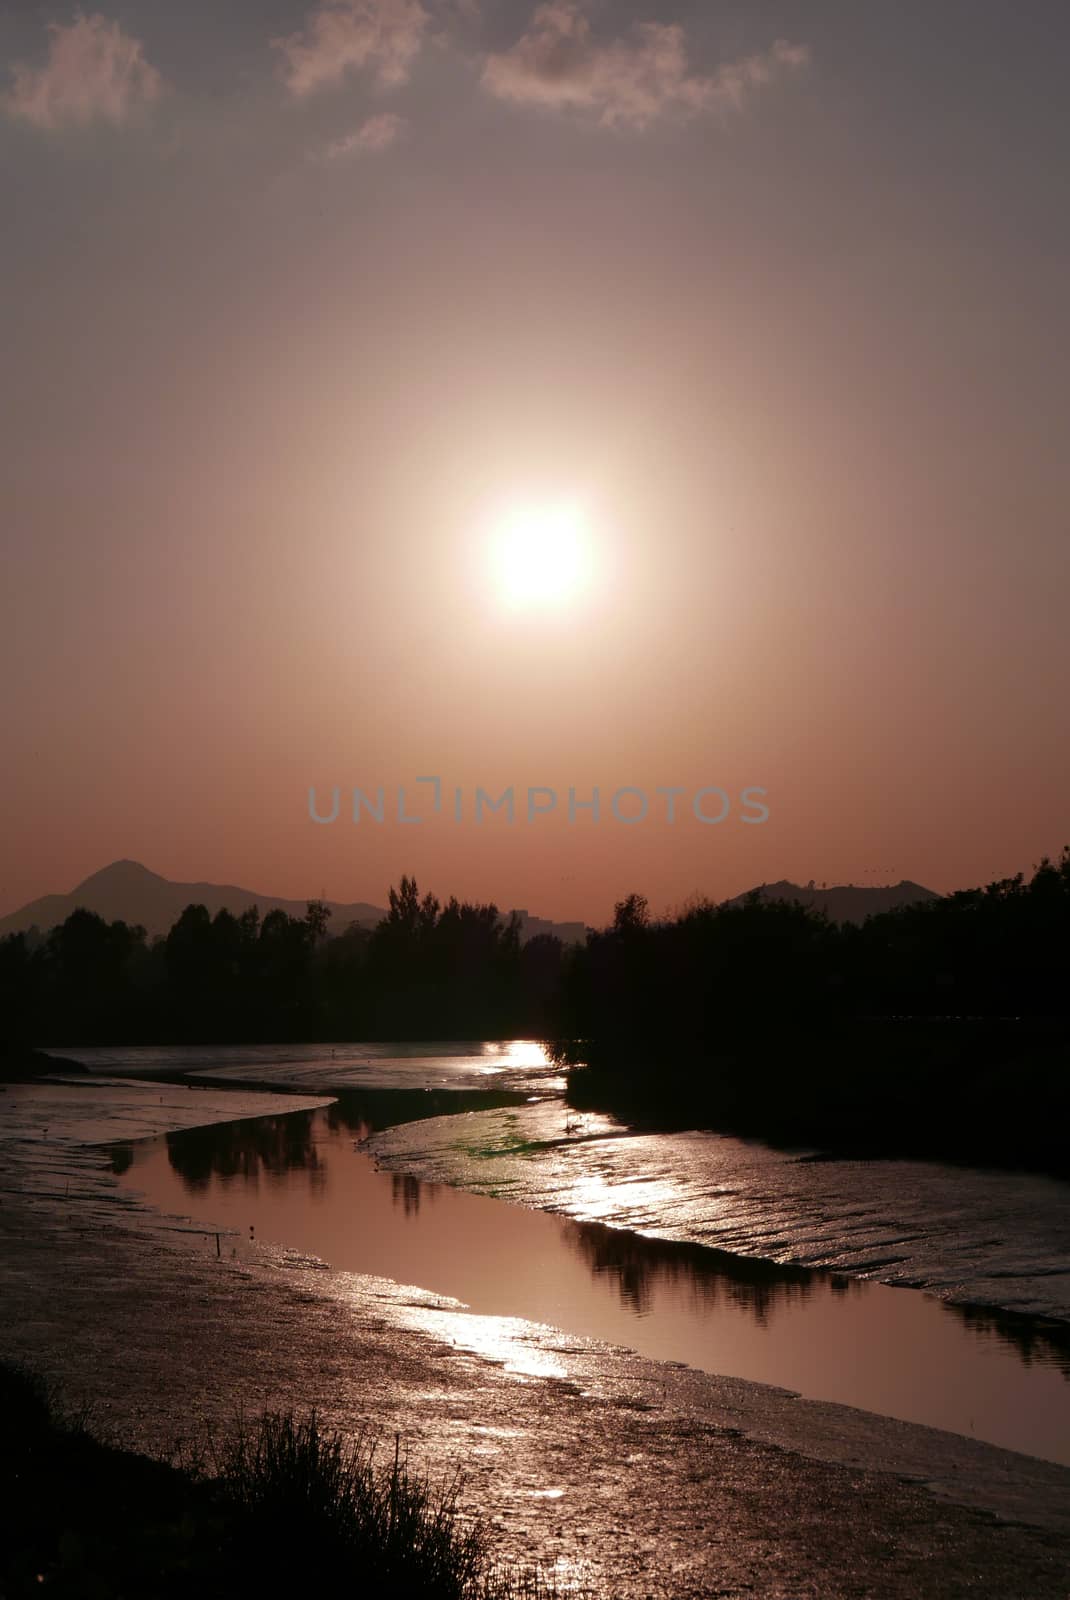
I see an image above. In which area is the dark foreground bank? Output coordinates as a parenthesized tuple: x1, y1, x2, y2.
(0, 1363, 561, 1600)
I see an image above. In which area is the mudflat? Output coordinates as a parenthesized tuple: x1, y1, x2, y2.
(1, 1075, 1067, 1599)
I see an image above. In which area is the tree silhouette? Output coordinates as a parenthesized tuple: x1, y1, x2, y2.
(3, 853, 1068, 1171)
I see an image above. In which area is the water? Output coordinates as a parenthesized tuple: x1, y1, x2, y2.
(99, 1046, 1070, 1469)
(69, 1040, 558, 1095)
(371, 1100, 1070, 1322)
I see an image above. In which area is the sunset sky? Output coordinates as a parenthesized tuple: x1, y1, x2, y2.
(2, 1, 1068, 924)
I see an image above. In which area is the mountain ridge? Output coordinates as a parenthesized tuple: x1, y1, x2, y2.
(0, 861, 589, 945)
(722, 878, 940, 924)
(0, 862, 941, 941)
(0, 860, 386, 941)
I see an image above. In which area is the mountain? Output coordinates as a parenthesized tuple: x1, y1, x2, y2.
(2, 861, 933, 942)
(723, 879, 940, 924)
(0, 861, 387, 941)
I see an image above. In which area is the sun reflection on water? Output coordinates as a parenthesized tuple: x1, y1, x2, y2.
(564, 1170, 684, 1225)
(411, 1310, 572, 1381)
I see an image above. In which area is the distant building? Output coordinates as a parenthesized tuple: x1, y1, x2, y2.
(510, 909, 587, 946)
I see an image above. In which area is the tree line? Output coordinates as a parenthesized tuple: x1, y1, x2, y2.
(0, 876, 563, 1047)
(553, 851, 1070, 1170)
(1, 853, 1067, 1169)
(3, 854, 1069, 1050)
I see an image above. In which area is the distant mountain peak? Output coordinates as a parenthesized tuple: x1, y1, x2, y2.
(75, 859, 167, 890)
(0, 863, 386, 941)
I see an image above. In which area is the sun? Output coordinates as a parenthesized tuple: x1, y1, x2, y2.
(490, 501, 593, 610)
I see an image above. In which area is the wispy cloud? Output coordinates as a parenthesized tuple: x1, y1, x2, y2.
(323, 110, 407, 157)
(275, 0, 430, 97)
(482, 2, 809, 131)
(3, 12, 162, 131)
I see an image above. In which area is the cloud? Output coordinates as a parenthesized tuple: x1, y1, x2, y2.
(3, 12, 162, 131)
(275, 0, 430, 97)
(323, 111, 407, 156)
(481, 2, 809, 130)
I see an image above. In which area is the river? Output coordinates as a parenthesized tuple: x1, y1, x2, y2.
(61, 1040, 1069, 1469)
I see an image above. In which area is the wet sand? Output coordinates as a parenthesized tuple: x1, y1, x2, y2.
(2, 1075, 1068, 1598)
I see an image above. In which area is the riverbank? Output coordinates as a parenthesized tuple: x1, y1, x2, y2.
(555, 1019, 1070, 1177)
(2, 1073, 1069, 1596)
(0, 1045, 88, 1081)
(1, 1363, 546, 1599)
(366, 1096, 1070, 1328)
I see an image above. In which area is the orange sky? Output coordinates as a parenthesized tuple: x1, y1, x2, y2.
(2, 2, 1068, 923)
